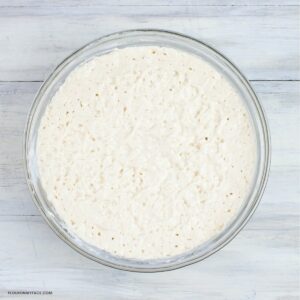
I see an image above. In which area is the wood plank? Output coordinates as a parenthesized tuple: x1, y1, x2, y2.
(0, 5, 299, 81)
(1, 0, 299, 7)
(0, 81, 299, 218)
(0, 205, 298, 299)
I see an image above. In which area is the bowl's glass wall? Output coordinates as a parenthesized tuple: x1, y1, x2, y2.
(25, 30, 270, 272)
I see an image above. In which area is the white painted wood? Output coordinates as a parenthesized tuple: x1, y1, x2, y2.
(0, 203, 298, 300)
(1, 80, 299, 215)
(0, 1, 299, 299)
(0, 4, 299, 81)
(2, 0, 300, 6)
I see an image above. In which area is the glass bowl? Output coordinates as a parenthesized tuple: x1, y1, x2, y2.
(24, 29, 271, 272)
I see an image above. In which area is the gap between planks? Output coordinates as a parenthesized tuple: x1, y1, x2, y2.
(0, 4, 299, 7)
(0, 80, 299, 83)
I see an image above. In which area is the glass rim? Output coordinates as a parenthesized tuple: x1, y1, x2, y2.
(24, 29, 271, 272)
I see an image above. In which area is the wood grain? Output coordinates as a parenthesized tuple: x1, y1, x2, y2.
(0, 211, 298, 300)
(0, 4, 299, 81)
(2, 0, 300, 6)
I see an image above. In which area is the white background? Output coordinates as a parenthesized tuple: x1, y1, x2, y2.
(0, 1, 299, 299)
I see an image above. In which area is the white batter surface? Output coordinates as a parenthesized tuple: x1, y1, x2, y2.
(37, 46, 256, 259)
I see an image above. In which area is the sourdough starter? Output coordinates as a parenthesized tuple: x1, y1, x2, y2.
(37, 46, 256, 259)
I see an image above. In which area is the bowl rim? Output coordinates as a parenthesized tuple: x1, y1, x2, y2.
(24, 29, 271, 272)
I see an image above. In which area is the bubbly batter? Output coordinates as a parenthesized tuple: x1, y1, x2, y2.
(37, 46, 256, 259)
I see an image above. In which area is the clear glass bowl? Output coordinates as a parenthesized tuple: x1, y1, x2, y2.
(24, 29, 271, 272)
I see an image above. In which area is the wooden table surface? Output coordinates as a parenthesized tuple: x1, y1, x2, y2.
(0, 1, 299, 299)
